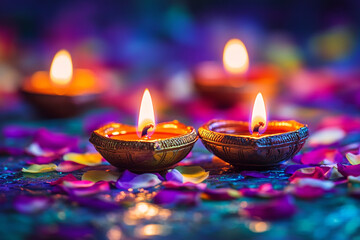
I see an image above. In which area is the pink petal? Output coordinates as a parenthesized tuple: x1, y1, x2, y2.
(56, 161, 87, 172)
(240, 196, 296, 220)
(49, 174, 78, 186)
(153, 189, 200, 207)
(62, 181, 110, 197)
(337, 163, 360, 177)
(317, 116, 360, 133)
(308, 127, 346, 147)
(13, 195, 53, 214)
(289, 167, 328, 182)
(62, 180, 95, 188)
(299, 148, 344, 165)
(27, 155, 60, 165)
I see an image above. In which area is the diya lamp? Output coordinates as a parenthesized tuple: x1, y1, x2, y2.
(198, 92, 309, 168)
(194, 39, 280, 108)
(21, 49, 105, 118)
(90, 89, 198, 173)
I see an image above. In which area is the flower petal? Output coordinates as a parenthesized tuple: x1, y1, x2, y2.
(82, 170, 120, 183)
(56, 161, 86, 172)
(62, 180, 95, 188)
(289, 167, 328, 182)
(49, 174, 78, 186)
(299, 148, 344, 165)
(63, 153, 103, 166)
(240, 196, 296, 220)
(153, 189, 200, 207)
(202, 188, 241, 201)
(34, 128, 79, 152)
(290, 178, 335, 190)
(337, 163, 360, 177)
(116, 170, 161, 190)
(174, 166, 209, 184)
(22, 163, 57, 173)
(284, 164, 312, 175)
(27, 155, 60, 165)
(346, 152, 360, 165)
(165, 169, 183, 183)
(308, 127, 346, 147)
(13, 195, 53, 214)
(62, 181, 110, 197)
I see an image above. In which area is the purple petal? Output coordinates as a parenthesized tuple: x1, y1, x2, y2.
(284, 164, 312, 175)
(56, 161, 86, 172)
(241, 171, 270, 178)
(13, 195, 53, 214)
(162, 181, 207, 191)
(337, 163, 360, 177)
(240, 196, 296, 220)
(202, 188, 241, 200)
(34, 128, 80, 152)
(69, 196, 120, 211)
(49, 174, 78, 186)
(116, 170, 161, 190)
(153, 189, 200, 207)
(2, 125, 37, 138)
(166, 169, 184, 183)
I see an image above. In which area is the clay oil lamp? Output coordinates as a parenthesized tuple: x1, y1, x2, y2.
(21, 49, 105, 118)
(194, 39, 280, 108)
(90, 89, 198, 173)
(198, 92, 309, 168)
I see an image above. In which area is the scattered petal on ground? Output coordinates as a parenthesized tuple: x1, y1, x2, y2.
(22, 163, 57, 173)
(56, 161, 87, 172)
(63, 153, 103, 166)
(116, 170, 162, 190)
(82, 170, 121, 183)
(175, 166, 209, 184)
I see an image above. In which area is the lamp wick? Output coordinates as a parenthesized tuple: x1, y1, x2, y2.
(141, 123, 154, 137)
(253, 121, 265, 135)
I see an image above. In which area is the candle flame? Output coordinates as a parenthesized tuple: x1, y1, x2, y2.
(250, 92, 267, 135)
(137, 89, 155, 138)
(223, 39, 249, 74)
(50, 49, 73, 86)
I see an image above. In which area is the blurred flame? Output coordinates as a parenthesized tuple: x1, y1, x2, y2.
(250, 92, 267, 135)
(137, 89, 155, 138)
(50, 49, 73, 85)
(223, 39, 249, 74)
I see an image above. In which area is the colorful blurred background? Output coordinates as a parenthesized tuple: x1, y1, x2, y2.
(0, 0, 359, 125)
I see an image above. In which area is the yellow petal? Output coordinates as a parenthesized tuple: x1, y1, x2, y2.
(346, 152, 360, 165)
(22, 163, 57, 173)
(175, 166, 209, 184)
(82, 170, 121, 182)
(63, 153, 102, 166)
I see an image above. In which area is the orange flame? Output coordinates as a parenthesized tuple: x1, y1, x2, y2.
(223, 39, 249, 74)
(250, 92, 267, 135)
(50, 49, 73, 86)
(137, 89, 156, 138)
